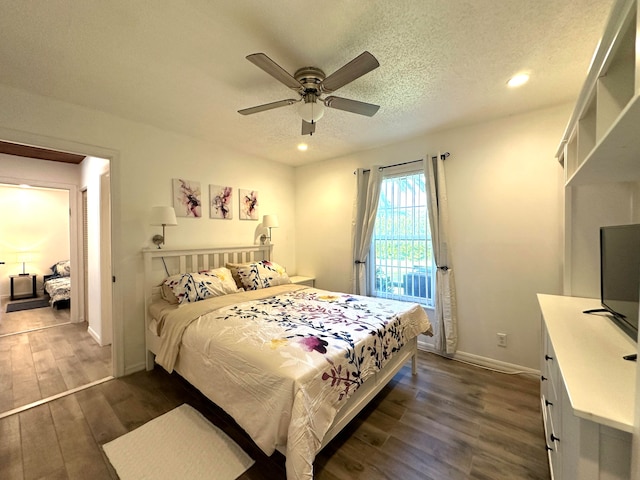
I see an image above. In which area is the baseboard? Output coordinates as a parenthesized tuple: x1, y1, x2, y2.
(87, 325, 102, 345)
(124, 361, 147, 376)
(417, 339, 540, 376)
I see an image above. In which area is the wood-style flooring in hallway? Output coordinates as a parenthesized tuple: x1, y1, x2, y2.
(0, 297, 112, 414)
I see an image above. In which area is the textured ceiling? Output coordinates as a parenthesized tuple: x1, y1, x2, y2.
(0, 0, 614, 166)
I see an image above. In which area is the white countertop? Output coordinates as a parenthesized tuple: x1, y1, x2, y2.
(537, 294, 637, 432)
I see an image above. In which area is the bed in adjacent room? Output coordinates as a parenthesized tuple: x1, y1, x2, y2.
(44, 259, 71, 308)
(143, 245, 431, 480)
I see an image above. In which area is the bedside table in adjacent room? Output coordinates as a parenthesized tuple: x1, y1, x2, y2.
(10, 274, 37, 301)
(290, 276, 315, 287)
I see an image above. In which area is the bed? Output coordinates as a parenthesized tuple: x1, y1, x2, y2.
(44, 260, 71, 308)
(143, 245, 432, 480)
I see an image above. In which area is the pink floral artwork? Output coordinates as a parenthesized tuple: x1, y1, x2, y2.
(239, 189, 258, 220)
(173, 178, 202, 218)
(209, 185, 233, 219)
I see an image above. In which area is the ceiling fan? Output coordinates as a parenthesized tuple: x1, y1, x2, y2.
(238, 51, 380, 136)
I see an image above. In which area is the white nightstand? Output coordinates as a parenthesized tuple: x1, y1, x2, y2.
(290, 276, 315, 287)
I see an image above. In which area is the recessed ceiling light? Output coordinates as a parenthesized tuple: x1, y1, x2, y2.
(507, 73, 530, 88)
(297, 143, 308, 152)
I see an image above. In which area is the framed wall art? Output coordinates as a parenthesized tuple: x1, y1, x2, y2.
(173, 178, 202, 218)
(209, 185, 233, 219)
(239, 189, 259, 220)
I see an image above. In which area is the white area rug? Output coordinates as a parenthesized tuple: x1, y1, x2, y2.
(103, 404, 254, 480)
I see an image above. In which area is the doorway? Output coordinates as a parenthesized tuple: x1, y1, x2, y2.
(0, 182, 72, 333)
(0, 145, 115, 417)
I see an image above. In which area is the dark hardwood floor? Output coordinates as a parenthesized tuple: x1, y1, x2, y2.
(0, 350, 550, 480)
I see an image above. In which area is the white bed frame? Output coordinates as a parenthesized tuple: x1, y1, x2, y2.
(142, 245, 418, 455)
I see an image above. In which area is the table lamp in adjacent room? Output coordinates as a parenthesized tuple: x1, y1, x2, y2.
(150, 206, 178, 249)
(16, 251, 33, 276)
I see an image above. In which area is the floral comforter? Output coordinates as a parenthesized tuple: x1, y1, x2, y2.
(154, 285, 431, 480)
(44, 276, 70, 305)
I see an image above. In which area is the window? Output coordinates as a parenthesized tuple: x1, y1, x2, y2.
(370, 169, 435, 307)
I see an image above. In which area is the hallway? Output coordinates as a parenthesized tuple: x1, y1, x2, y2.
(0, 297, 111, 415)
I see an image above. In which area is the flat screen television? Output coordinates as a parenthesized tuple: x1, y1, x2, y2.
(599, 224, 640, 342)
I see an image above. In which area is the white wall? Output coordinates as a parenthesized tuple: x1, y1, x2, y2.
(80, 156, 110, 344)
(0, 157, 75, 297)
(0, 84, 296, 374)
(295, 104, 571, 370)
(0, 152, 80, 186)
(566, 182, 640, 298)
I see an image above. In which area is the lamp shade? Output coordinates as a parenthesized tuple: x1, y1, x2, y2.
(16, 252, 34, 263)
(150, 206, 177, 226)
(15, 251, 34, 275)
(298, 101, 325, 123)
(263, 215, 279, 228)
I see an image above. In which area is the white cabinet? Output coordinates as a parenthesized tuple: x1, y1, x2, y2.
(538, 294, 635, 480)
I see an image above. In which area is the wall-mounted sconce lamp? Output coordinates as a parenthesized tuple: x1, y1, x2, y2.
(16, 251, 34, 276)
(260, 214, 279, 244)
(150, 206, 177, 249)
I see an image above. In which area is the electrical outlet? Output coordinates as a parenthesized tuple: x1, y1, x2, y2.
(497, 333, 507, 347)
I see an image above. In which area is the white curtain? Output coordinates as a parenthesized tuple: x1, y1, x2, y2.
(425, 154, 458, 354)
(351, 167, 382, 295)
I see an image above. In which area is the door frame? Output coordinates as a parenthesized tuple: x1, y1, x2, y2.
(0, 130, 122, 377)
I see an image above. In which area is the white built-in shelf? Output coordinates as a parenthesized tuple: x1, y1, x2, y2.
(567, 95, 640, 186)
(558, 0, 639, 186)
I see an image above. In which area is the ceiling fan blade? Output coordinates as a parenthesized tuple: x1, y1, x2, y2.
(246, 53, 302, 90)
(321, 51, 379, 93)
(301, 120, 316, 136)
(238, 99, 298, 115)
(324, 96, 380, 117)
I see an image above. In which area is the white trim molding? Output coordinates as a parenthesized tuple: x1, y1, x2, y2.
(418, 338, 540, 377)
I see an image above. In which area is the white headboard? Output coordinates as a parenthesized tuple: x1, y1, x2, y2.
(142, 244, 273, 298)
(142, 245, 273, 368)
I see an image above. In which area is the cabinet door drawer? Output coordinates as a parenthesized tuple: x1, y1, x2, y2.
(542, 335, 560, 402)
(543, 397, 562, 480)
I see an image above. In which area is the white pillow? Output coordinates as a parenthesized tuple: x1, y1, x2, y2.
(164, 267, 240, 304)
(235, 261, 291, 290)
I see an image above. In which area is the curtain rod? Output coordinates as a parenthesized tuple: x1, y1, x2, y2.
(358, 152, 450, 174)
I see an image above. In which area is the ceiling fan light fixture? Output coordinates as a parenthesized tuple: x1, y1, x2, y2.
(239, 51, 380, 135)
(298, 100, 325, 123)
